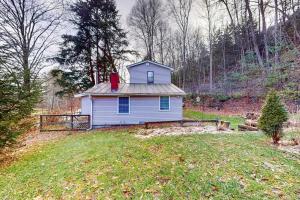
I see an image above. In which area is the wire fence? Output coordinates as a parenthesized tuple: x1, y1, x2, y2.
(40, 115, 90, 132)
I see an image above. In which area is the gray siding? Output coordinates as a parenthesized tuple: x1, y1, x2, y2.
(128, 62, 171, 84)
(91, 96, 183, 126)
(81, 96, 91, 115)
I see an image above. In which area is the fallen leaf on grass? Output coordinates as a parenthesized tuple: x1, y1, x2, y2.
(261, 177, 269, 182)
(178, 155, 185, 162)
(187, 163, 195, 170)
(144, 188, 160, 196)
(272, 188, 284, 198)
(212, 185, 219, 192)
(122, 185, 134, 199)
(33, 196, 43, 200)
(156, 176, 171, 185)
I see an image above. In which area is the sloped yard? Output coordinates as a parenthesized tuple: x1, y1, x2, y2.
(0, 131, 299, 199)
(184, 109, 245, 129)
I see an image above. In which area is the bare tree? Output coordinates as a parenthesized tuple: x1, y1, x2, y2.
(200, 0, 214, 91)
(245, 0, 265, 68)
(274, 0, 280, 65)
(259, 0, 270, 65)
(168, 0, 193, 89)
(218, 0, 234, 25)
(156, 21, 169, 64)
(0, 0, 62, 92)
(128, 0, 164, 61)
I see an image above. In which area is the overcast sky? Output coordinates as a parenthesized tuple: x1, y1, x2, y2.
(44, 0, 217, 74)
(115, 0, 136, 26)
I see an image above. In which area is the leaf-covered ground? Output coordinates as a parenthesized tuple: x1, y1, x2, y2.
(0, 131, 299, 199)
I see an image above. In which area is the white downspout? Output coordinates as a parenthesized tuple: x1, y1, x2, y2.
(88, 95, 93, 130)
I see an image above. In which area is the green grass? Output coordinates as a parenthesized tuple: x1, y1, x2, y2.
(290, 113, 300, 121)
(184, 109, 245, 129)
(0, 131, 299, 199)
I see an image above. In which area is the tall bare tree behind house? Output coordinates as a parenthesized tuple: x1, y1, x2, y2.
(0, 0, 63, 92)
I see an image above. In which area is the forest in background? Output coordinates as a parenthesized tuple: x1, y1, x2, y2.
(45, 0, 300, 105)
(127, 0, 300, 99)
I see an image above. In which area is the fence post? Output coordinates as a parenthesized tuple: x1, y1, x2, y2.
(71, 115, 74, 130)
(40, 115, 43, 131)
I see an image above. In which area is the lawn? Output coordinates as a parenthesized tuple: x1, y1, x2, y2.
(0, 131, 299, 199)
(184, 109, 245, 129)
(290, 112, 300, 121)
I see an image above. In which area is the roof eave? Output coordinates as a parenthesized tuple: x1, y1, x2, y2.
(126, 60, 174, 71)
(79, 93, 186, 97)
(74, 94, 84, 98)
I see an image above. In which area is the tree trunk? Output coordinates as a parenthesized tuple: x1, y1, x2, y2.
(272, 131, 281, 144)
(245, 0, 265, 68)
(222, 0, 234, 25)
(259, 0, 269, 65)
(274, 0, 280, 65)
(206, 1, 213, 92)
(209, 39, 213, 92)
(222, 36, 227, 84)
(182, 34, 186, 90)
(88, 43, 95, 85)
(23, 49, 31, 92)
(96, 32, 100, 84)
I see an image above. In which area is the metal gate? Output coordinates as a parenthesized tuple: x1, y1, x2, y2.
(40, 115, 90, 132)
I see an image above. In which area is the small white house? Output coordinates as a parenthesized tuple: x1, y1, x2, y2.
(75, 60, 186, 128)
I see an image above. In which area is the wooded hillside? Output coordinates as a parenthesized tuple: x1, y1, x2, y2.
(128, 0, 300, 99)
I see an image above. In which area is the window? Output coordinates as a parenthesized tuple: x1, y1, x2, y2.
(160, 96, 170, 111)
(118, 97, 129, 114)
(147, 71, 154, 84)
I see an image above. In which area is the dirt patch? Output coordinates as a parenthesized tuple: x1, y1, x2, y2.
(135, 125, 234, 139)
(276, 139, 300, 155)
(0, 130, 85, 167)
(279, 145, 300, 155)
(23, 130, 81, 147)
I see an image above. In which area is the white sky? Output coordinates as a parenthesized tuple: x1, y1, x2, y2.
(116, 0, 136, 26)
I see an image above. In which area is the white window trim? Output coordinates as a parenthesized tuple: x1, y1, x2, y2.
(118, 96, 130, 114)
(147, 71, 154, 84)
(159, 96, 170, 111)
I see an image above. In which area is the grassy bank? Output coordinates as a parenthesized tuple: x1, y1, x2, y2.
(184, 109, 245, 129)
(0, 131, 299, 199)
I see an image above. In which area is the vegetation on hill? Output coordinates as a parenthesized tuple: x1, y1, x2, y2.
(128, 0, 300, 98)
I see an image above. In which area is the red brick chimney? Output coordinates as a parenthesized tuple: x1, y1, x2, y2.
(110, 72, 119, 91)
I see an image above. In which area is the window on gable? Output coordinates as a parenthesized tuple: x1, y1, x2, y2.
(147, 71, 154, 84)
(160, 96, 170, 111)
(119, 97, 129, 114)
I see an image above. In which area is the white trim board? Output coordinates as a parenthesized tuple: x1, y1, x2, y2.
(126, 60, 174, 71)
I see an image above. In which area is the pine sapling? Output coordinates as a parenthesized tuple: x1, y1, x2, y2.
(258, 90, 288, 144)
